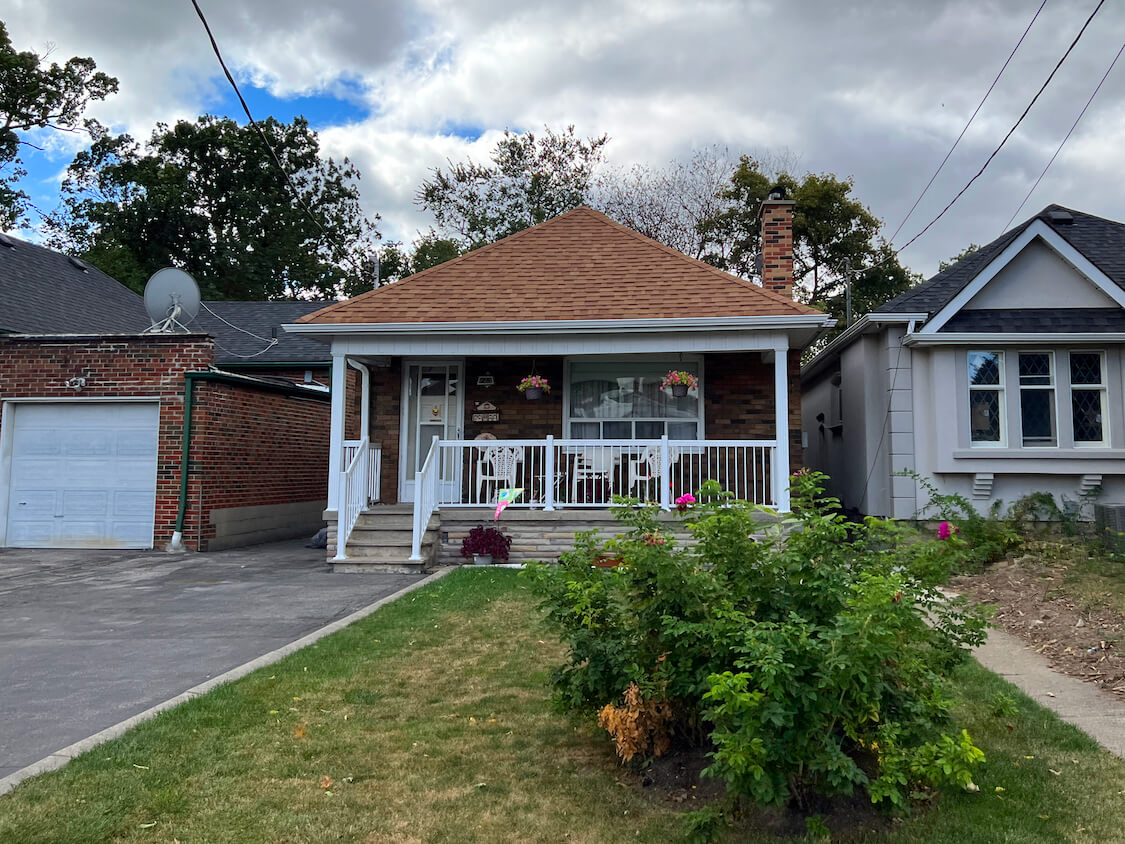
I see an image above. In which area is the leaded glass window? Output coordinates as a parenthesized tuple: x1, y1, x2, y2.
(968, 351, 1003, 444)
(1070, 352, 1106, 445)
(1018, 352, 1056, 447)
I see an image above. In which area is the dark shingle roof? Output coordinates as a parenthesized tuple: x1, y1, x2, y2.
(940, 308, 1125, 333)
(877, 205, 1125, 316)
(0, 233, 149, 333)
(188, 301, 333, 364)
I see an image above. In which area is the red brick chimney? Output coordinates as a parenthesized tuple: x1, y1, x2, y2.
(759, 185, 796, 299)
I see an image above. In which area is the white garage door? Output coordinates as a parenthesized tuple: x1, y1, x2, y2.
(5, 402, 160, 549)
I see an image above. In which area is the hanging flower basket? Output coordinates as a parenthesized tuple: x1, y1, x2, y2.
(662, 370, 697, 397)
(517, 375, 550, 400)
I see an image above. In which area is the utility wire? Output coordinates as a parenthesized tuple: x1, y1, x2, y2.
(188, 0, 372, 286)
(1003, 38, 1125, 230)
(889, 0, 1047, 245)
(894, 0, 1106, 256)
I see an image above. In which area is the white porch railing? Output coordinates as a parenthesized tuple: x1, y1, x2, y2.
(344, 440, 382, 504)
(336, 437, 370, 560)
(410, 435, 441, 561)
(432, 436, 777, 509)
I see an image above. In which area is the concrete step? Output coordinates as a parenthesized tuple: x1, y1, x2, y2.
(346, 528, 415, 546)
(343, 542, 432, 561)
(331, 559, 427, 575)
(355, 512, 437, 531)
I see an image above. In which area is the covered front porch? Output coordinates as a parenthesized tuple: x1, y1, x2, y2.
(325, 349, 800, 566)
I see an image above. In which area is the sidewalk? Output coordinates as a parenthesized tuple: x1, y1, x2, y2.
(974, 626, 1125, 757)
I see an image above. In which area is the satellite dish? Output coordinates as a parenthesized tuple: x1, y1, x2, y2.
(143, 267, 200, 332)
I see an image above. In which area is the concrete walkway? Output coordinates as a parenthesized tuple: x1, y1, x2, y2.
(974, 627, 1125, 757)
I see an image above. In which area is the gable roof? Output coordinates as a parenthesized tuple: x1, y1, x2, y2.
(189, 301, 332, 365)
(299, 206, 821, 325)
(0, 233, 149, 334)
(877, 205, 1125, 317)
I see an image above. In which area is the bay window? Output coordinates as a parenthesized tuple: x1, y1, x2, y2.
(968, 351, 1004, 445)
(1070, 351, 1107, 446)
(567, 360, 702, 439)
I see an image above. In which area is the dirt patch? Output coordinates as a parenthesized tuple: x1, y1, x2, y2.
(953, 553, 1125, 698)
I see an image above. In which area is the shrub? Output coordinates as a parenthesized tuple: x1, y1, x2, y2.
(459, 525, 512, 560)
(904, 471, 1020, 571)
(523, 472, 989, 813)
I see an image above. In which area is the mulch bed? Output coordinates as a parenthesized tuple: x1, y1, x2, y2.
(953, 555, 1125, 698)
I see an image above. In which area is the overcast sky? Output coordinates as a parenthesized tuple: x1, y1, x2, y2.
(2, 0, 1123, 278)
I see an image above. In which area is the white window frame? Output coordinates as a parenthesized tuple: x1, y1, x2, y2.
(1016, 350, 1058, 448)
(1068, 350, 1109, 448)
(968, 350, 1006, 447)
(563, 355, 705, 440)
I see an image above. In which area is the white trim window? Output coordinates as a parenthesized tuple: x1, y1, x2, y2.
(1070, 351, 1108, 446)
(1017, 351, 1057, 447)
(968, 351, 1004, 445)
(566, 360, 702, 439)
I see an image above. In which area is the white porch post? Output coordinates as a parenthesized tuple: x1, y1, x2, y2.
(544, 435, 556, 511)
(659, 434, 672, 511)
(773, 343, 791, 512)
(327, 350, 347, 513)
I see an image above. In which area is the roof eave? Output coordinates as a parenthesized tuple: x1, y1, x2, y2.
(801, 313, 928, 381)
(285, 314, 832, 338)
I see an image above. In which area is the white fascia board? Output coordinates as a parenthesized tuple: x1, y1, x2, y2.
(904, 332, 1125, 346)
(921, 221, 1125, 334)
(801, 313, 927, 380)
(329, 330, 801, 357)
(283, 314, 832, 337)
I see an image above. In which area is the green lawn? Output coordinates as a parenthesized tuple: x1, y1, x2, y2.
(1, 568, 1123, 843)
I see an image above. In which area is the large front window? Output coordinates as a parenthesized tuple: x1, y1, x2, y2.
(968, 351, 1003, 445)
(1071, 351, 1107, 446)
(567, 361, 701, 439)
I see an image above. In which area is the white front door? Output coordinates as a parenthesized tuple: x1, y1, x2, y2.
(400, 361, 463, 503)
(3, 402, 160, 548)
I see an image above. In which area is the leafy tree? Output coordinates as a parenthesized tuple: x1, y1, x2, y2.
(47, 114, 379, 299)
(939, 243, 981, 272)
(699, 157, 918, 328)
(0, 21, 118, 229)
(418, 125, 608, 249)
(341, 229, 463, 298)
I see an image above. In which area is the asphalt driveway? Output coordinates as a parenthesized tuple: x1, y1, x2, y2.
(0, 541, 422, 779)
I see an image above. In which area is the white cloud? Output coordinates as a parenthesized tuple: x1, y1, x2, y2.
(1, 0, 1124, 275)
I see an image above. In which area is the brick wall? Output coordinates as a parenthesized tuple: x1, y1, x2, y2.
(463, 357, 564, 440)
(188, 378, 330, 548)
(703, 350, 803, 471)
(0, 334, 215, 546)
(368, 363, 402, 505)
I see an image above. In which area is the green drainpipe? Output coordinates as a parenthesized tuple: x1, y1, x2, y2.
(168, 372, 197, 551)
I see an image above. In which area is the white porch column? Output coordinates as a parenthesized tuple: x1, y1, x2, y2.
(327, 350, 347, 513)
(348, 359, 371, 438)
(773, 342, 791, 512)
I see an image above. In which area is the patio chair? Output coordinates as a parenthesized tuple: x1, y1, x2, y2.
(476, 445, 522, 503)
(571, 448, 617, 504)
(628, 445, 661, 500)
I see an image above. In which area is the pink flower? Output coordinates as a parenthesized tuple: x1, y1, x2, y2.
(675, 493, 696, 512)
(938, 521, 955, 540)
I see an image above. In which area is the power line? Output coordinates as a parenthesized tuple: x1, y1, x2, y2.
(1003, 38, 1125, 231)
(889, 0, 1047, 245)
(188, 0, 372, 287)
(894, 0, 1106, 256)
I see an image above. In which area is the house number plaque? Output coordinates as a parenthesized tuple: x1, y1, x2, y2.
(472, 401, 500, 423)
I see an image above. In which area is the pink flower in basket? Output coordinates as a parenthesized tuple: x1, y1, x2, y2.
(662, 370, 698, 391)
(517, 375, 550, 393)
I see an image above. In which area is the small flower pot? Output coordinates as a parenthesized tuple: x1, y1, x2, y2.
(472, 554, 493, 565)
(593, 553, 623, 568)
(524, 387, 544, 400)
(671, 384, 689, 398)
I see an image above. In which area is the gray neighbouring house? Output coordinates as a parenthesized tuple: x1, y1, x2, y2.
(802, 205, 1125, 519)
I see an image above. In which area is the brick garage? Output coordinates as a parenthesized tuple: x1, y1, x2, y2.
(0, 334, 330, 551)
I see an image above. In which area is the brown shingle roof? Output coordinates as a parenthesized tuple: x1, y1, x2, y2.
(301, 207, 821, 324)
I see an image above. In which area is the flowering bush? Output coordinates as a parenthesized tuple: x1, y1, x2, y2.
(459, 525, 512, 560)
(523, 472, 989, 814)
(517, 375, 550, 393)
(661, 370, 698, 390)
(674, 493, 695, 512)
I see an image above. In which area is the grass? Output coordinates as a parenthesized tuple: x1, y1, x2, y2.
(0, 568, 1123, 843)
